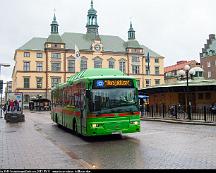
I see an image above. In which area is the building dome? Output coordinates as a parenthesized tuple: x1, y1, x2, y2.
(125, 40, 141, 48)
(88, 7, 97, 15)
(47, 34, 63, 43)
(88, 0, 97, 15)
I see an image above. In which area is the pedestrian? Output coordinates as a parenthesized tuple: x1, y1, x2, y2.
(140, 99, 144, 117)
(9, 100, 14, 112)
(18, 100, 22, 111)
(7, 99, 10, 111)
(3, 103, 7, 112)
(14, 100, 19, 111)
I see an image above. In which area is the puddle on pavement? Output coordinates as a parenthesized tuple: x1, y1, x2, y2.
(5, 130, 16, 133)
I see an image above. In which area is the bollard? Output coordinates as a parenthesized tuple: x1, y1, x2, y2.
(204, 106, 207, 122)
(151, 106, 154, 118)
(162, 104, 165, 118)
(188, 105, 192, 120)
(174, 105, 177, 119)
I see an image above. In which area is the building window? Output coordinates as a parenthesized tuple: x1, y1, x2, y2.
(208, 71, 211, 78)
(132, 65, 140, 74)
(24, 52, 30, 57)
(51, 63, 61, 72)
(51, 77, 61, 88)
(36, 53, 43, 58)
(119, 61, 126, 73)
(198, 93, 203, 100)
(24, 94, 30, 103)
(155, 79, 160, 85)
(36, 62, 43, 71)
(146, 79, 151, 87)
(155, 57, 159, 63)
(207, 61, 211, 67)
(109, 60, 115, 68)
(36, 77, 43, 89)
(205, 93, 211, 100)
(51, 53, 61, 59)
(136, 79, 140, 88)
(132, 56, 140, 62)
(23, 62, 30, 71)
(94, 58, 102, 68)
(146, 65, 150, 75)
(80, 58, 87, 71)
(68, 60, 75, 72)
(155, 66, 160, 75)
(23, 77, 30, 88)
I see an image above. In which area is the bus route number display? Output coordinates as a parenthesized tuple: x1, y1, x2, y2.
(93, 79, 134, 88)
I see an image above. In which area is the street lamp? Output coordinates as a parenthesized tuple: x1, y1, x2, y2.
(178, 65, 195, 120)
(0, 63, 10, 118)
(184, 65, 195, 120)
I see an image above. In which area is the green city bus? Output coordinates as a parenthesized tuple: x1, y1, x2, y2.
(51, 68, 140, 136)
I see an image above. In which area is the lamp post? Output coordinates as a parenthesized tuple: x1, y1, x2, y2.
(0, 63, 10, 118)
(184, 65, 195, 120)
(184, 65, 191, 120)
(178, 65, 195, 120)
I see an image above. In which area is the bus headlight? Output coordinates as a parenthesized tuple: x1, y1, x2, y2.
(92, 124, 99, 128)
(130, 121, 139, 125)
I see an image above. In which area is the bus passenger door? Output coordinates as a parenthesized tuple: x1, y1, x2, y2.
(80, 91, 87, 135)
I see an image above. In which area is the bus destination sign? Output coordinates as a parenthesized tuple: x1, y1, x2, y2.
(93, 79, 134, 88)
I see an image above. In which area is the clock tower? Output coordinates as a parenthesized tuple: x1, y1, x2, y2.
(86, 0, 100, 40)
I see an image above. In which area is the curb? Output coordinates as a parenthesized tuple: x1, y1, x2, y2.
(141, 118, 216, 126)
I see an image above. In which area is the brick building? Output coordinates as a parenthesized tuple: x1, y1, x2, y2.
(200, 34, 216, 79)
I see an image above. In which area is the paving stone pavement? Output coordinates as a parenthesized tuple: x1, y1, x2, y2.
(0, 114, 85, 169)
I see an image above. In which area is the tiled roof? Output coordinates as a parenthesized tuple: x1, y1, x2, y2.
(18, 32, 162, 57)
(164, 60, 197, 73)
(141, 45, 161, 57)
(18, 37, 47, 50)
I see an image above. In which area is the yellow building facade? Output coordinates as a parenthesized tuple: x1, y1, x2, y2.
(12, 0, 164, 105)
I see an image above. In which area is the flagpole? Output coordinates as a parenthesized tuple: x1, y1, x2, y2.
(75, 44, 80, 61)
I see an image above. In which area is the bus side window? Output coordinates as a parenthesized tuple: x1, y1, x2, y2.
(95, 96, 101, 111)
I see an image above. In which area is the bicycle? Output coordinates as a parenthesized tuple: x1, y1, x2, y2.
(176, 105, 186, 119)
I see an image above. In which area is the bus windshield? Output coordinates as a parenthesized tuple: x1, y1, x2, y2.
(89, 88, 138, 114)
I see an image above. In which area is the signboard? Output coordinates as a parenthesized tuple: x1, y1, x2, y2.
(93, 79, 134, 89)
(6, 92, 23, 113)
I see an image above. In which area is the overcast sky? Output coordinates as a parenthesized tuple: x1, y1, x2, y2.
(1, 0, 216, 82)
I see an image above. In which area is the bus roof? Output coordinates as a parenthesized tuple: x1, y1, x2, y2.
(67, 68, 127, 85)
